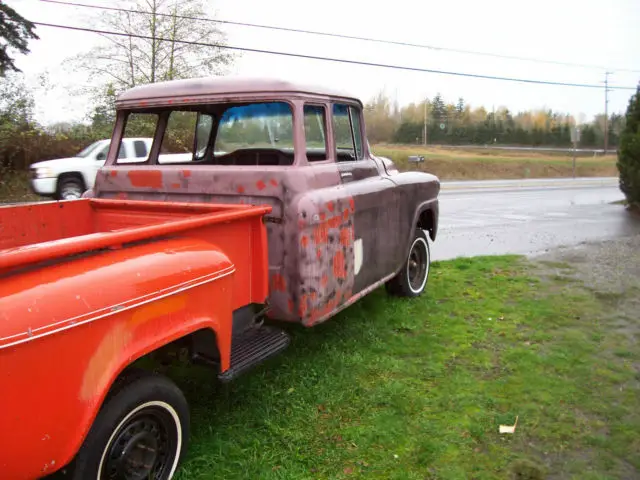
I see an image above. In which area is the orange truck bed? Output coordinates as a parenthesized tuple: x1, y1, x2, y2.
(0, 199, 271, 479)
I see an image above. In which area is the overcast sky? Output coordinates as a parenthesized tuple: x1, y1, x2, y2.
(6, 0, 640, 126)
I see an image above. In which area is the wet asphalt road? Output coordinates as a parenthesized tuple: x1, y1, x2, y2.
(431, 177, 640, 261)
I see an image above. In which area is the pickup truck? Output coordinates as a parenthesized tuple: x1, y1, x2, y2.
(0, 77, 440, 480)
(29, 137, 153, 200)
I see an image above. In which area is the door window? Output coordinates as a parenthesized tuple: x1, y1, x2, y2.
(332, 104, 364, 161)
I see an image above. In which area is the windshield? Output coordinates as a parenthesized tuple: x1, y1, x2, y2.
(76, 141, 105, 158)
(215, 102, 294, 154)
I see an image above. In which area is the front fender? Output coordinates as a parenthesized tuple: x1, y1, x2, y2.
(0, 238, 235, 479)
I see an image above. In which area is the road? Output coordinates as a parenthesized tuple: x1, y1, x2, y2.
(432, 177, 640, 261)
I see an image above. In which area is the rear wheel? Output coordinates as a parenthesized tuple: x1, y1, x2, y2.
(57, 177, 85, 200)
(72, 371, 189, 480)
(386, 228, 431, 297)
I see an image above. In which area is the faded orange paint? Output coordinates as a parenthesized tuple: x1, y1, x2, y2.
(326, 201, 334, 212)
(349, 197, 355, 212)
(128, 170, 163, 188)
(270, 178, 278, 187)
(80, 323, 132, 401)
(301, 235, 309, 248)
(333, 251, 346, 279)
(342, 209, 350, 221)
(182, 170, 192, 178)
(171, 183, 180, 189)
(316, 248, 322, 259)
(237, 185, 245, 194)
(256, 180, 266, 190)
(130, 294, 187, 326)
(321, 274, 329, 287)
(109, 170, 118, 177)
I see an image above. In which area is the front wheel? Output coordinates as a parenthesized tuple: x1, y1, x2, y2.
(57, 178, 85, 201)
(71, 371, 189, 480)
(386, 229, 431, 297)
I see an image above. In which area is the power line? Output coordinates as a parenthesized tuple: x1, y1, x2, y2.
(39, 0, 640, 74)
(31, 22, 639, 91)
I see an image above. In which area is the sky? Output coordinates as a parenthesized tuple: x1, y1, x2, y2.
(5, 0, 640, 126)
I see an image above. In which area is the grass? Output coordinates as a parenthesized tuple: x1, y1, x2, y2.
(0, 170, 40, 204)
(372, 145, 618, 180)
(153, 256, 639, 480)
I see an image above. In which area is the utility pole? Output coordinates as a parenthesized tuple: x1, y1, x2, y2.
(604, 71, 611, 153)
(423, 97, 428, 146)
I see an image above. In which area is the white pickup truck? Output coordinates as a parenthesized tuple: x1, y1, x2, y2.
(29, 138, 153, 200)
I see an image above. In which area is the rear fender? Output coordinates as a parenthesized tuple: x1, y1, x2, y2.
(0, 238, 235, 479)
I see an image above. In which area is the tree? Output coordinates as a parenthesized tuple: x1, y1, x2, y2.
(71, 0, 234, 91)
(617, 85, 640, 206)
(0, 3, 39, 76)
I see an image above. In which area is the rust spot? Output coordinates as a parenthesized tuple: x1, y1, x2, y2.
(333, 251, 346, 279)
(109, 170, 117, 177)
(316, 248, 322, 259)
(343, 209, 349, 221)
(321, 274, 329, 287)
(301, 235, 309, 248)
(320, 212, 326, 221)
(328, 215, 341, 229)
(270, 178, 278, 187)
(237, 185, 245, 194)
(128, 170, 162, 188)
(298, 294, 308, 317)
(313, 224, 328, 244)
(256, 180, 266, 190)
(139, 101, 148, 106)
(182, 170, 192, 178)
(349, 197, 355, 212)
(310, 291, 317, 301)
(326, 201, 335, 212)
(170, 183, 180, 189)
(340, 226, 353, 247)
(271, 273, 286, 292)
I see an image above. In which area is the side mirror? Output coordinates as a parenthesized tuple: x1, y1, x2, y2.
(408, 155, 425, 163)
(96, 152, 106, 161)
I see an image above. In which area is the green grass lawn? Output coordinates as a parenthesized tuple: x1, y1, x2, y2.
(164, 256, 639, 480)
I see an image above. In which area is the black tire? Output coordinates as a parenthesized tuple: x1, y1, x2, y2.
(57, 177, 85, 201)
(71, 371, 190, 480)
(386, 228, 431, 297)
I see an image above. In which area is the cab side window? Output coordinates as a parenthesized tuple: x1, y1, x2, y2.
(332, 104, 364, 161)
(303, 104, 327, 162)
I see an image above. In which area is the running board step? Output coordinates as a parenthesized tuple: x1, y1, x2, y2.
(218, 325, 290, 382)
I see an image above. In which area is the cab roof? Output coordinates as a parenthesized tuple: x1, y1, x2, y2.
(116, 76, 360, 108)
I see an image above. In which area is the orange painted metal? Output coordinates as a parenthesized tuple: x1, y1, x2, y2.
(0, 199, 271, 479)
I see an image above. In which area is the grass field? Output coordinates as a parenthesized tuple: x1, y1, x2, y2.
(372, 145, 618, 180)
(155, 255, 640, 480)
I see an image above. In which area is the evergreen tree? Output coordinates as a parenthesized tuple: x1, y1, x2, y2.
(617, 85, 640, 206)
(0, 4, 38, 76)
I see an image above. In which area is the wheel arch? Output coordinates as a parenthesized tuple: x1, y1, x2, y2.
(60, 324, 221, 475)
(56, 172, 87, 196)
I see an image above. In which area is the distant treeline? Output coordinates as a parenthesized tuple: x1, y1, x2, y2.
(363, 92, 624, 148)
(1, 75, 625, 174)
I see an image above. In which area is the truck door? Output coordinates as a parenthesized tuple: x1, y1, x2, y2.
(331, 103, 395, 294)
